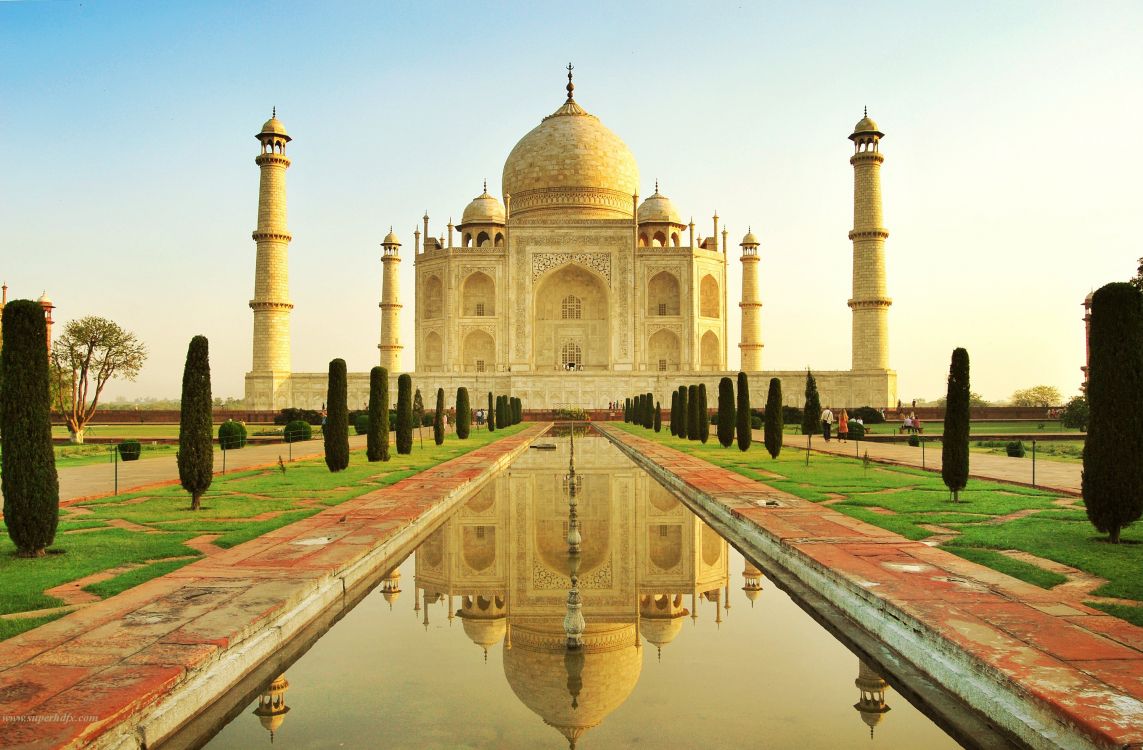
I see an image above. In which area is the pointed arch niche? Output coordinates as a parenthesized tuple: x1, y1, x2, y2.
(534, 264, 609, 371)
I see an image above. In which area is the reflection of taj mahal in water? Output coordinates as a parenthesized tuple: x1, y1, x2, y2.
(249, 435, 895, 747)
(244, 68, 897, 410)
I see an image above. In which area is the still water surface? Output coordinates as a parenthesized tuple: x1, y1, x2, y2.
(203, 432, 965, 749)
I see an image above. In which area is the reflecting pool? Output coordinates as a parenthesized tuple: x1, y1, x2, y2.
(198, 431, 982, 749)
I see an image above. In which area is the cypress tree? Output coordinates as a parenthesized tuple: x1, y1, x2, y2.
(456, 387, 471, 439)
(654, 401, 662, 433)
(764, 377, 783, 459)
(736, 372, 752, 452)
(396, 373, 413, 454)
(487, 391, 496, 432)
(498, 395, 508, 428)
(367, 367, 388, 461)
(687, 384, 699, 440)
(645, 392, 654, 428)
(698, 384, 710, 443)
(433, 387, 445, 446)
(178, 335, 213, 509)
(942, 348, 971, 503)
(717, 376, 735, 447)
(1084, 283, 1143, 542)
(670, 391, 679, 436)
(624, 397, 631, 423)
(1, 300, 59, 554)
(413, 388, 425, 448)
(324, 358, 350, 471)
(801, 370, 821, 465)
(678, 386, 689, 438)
(513, 397, 521, 424)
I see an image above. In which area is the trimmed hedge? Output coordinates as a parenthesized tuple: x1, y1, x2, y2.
(284, 419, 312, 442)
(218, 419, 248, 449)
(118, 440, 142, 461)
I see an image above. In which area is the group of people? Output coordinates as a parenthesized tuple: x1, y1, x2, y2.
(818, 408, 864, 443)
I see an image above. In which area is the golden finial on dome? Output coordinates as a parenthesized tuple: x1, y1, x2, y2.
(272, 106, 276, 118)
(654, 178, 659, 194)
(566, 62, 574, 101)
(483, 178, 488, 194)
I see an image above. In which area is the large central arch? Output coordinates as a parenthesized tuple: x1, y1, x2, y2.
(533, 264, 610, 370)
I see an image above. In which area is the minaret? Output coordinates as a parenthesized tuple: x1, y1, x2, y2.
(379, 228, 402, 372)
(738, 229, 763, 371)
(848, 109, 891, 371)
(250, 110, 294, 379)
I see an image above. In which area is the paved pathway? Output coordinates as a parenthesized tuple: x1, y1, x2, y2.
(6, 435, 369, 507)
(601, 424, 1142, 750)
(0, 424, 547, 750)
(761, 429, 1082, 495)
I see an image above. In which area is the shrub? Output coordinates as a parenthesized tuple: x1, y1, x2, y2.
(117, 440, 142, 461)
(324, 359, 350, 472)
(274, 408, 323, 426)
(354, 413, 369, 435)
(178, 335, 213, 511)
(284, 419, 312, 442)
(1083, 283, 1143, 543)
(1006, 440, 1026, 458)
(781, 405, 803, 425)
(716, 377, 734, 448)
(394, 374, 413, 455)
(218, 419, 248, 449)
(942, 348, 970, 502)
(908, 434, 920, 447)
(750, 415, 762, 429)
(367, 367, 389, 462)
(0, 300, 60, 556)
(1061, 395, 1088, 431)
(849, 421, 866, 440)
(763, 377, 783, 459)
(851, 406, 884, 425)
(736, 372, 752, 452)
(456, 387, 471, 439)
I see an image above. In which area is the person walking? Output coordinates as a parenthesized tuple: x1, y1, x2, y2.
(838, 409, 849, 443)
(821, 406, 834, 442)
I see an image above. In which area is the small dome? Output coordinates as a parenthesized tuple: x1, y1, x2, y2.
(258, 111, 291, 141)
(740, 229, 759, 247)
(640, 617, 684, 648)
(382, 228, 401, 246)
(850, 109, 883, 140)
(37, 292, 53, 305)
(461, 616, 507, 650)
(1085, 290, 1095, 304)
(743, 588, 762, 602)
(637, 185, 682, 226)
(460, 185, 506, 227)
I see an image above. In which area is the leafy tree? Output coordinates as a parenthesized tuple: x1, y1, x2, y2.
(654, 401, 662, 432)
(716, 377, 734, 447)
(942, 348, 971, 503)
(367, 367, 390, 461)
(736, 372, 751, 452)
(1010, 385, 1063, 407)
(413, 388, 425, 448)
(1083, 283, 1143, 543)
(1061, 395, 1088, 431)
(50, 316, 147, 443)
(396, 374, 413, 454)
(325, 359, 350, 471)
(487, 391, 496, 432)
(433, 388, 445, 445)
(764, 377, 783, 459)
(687, 385, 699, 440)
(677, 386, 689, 439)
(1, 300, 59, 555)
(934, 392, 989, 408)
(178, 335, 213, 510)
(1131, 257, 1143, 291)
(801, 371, 821, 465)
(456, 387, 471, 439)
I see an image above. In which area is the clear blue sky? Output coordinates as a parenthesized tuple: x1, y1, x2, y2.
(2, 0, 1140, 404)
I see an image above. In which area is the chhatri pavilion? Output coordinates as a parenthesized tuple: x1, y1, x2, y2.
(243, 69, 896, 410)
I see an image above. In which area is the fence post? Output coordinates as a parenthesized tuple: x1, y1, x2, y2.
(1032, 439, 1036, 488)
(921, 436, 925, 469)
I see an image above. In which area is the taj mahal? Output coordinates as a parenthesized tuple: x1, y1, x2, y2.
(244, 69, 896, 410)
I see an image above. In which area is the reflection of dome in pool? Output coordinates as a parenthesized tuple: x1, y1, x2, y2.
(461, 617, 507, 653)
(504, 622, 642, 748)
(701, 523, 723, 567)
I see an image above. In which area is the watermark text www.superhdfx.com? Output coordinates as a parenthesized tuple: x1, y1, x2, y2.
(2, 714, 98, 723)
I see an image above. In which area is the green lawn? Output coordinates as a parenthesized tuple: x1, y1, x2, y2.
(0, 423, 527, 640)
(612, 422, 1143, 627)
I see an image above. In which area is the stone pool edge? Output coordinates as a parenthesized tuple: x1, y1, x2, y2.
(597, 424, 1143, 750)
(0, 424, 548, 750)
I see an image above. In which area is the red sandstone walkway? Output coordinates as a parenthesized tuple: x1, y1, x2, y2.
(0, 424, 547, 750)
(602, 424, 1142, 750)
(759, 428, 1082, 495)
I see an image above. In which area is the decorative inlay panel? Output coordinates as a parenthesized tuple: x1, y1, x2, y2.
(531, 252, 612, 284)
